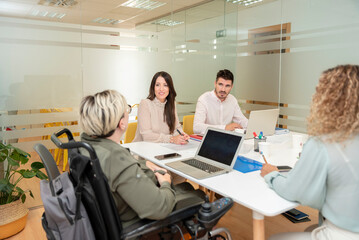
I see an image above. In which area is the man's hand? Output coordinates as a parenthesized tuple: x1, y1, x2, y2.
(225, 122, 242, 131)
(260, 164, 279, 177)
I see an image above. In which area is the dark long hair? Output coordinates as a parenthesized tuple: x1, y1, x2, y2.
(147, 71, 177, 133)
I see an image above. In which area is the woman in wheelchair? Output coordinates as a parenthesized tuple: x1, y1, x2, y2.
(79, 89, 205, 229)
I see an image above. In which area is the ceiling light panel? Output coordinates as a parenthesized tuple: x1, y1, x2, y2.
(226, 0, 263, 6)
(121, 0, 166, 10)
(92, 17, 123, 25)
(151, 19, 184, 26)
(30, 9, 66, 18)
(39, 0, 78, 7)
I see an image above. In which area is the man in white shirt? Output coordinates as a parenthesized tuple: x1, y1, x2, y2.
(193, 69, 248, 135)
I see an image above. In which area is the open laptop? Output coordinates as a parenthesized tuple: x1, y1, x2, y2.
(244, 108, 280, 139)
(165, 127, 244, 179)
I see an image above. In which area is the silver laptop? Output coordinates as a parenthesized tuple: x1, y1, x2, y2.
(165, 127, 244, 179)
(244, 109, 280, 139)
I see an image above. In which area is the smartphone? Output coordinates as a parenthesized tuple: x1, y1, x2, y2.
(277, 165, 292, 172)
(154, 153, 181, 160)
(283, 208, 309, 220)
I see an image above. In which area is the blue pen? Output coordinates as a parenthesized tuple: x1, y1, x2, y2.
(259, 131, 263, 139)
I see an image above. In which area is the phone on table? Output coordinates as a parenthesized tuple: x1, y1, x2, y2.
(277, 165, 292, 172)
(283, 208, 309, 220)
(154, 153, 181, 160)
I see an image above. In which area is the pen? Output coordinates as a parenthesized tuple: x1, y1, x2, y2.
(253, 132, 257, 138)
(176, 129, 189, 142)
(261, 153, 268, 164)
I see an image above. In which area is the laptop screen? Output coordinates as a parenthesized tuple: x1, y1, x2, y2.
(197, 129, 243, 166)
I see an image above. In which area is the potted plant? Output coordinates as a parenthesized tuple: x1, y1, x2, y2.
(0, 142, 47, 239)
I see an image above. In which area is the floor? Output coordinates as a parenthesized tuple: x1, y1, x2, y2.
(5, 151, 318, 240)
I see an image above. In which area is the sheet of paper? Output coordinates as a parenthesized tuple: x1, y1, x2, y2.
(161, 141, 199, 152)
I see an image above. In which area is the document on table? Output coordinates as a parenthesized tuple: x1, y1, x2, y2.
(161, 141, 199, 152)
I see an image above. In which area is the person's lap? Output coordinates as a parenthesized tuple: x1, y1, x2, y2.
(173, 182, 205, 211)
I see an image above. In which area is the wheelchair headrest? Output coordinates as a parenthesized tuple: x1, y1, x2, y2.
(51, 128, 98, 160)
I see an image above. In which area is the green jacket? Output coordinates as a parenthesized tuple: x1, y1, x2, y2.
(81, 133, 176, 228)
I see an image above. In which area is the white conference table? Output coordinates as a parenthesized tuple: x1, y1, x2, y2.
(123, 132, 305, 240)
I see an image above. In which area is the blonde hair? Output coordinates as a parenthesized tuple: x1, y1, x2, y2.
(307, 65, 359, 142)
(79, 90, 127, 137)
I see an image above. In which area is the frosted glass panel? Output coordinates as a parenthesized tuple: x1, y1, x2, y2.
(237, 55, 280, 103)
(279, 0, 359, 131)
(0, 16, 82, 151)
(170, 0, 238, 119)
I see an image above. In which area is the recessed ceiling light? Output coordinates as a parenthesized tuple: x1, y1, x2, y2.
(92, 17, 123, 25)
(30, 10, 66, 19)
(121, 0, 166, 10)
(39, 0, 78, 7)
(226, 0, 263, 6)
(151, 19, 184, 27)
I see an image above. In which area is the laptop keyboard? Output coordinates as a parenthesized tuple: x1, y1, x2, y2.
(183, 159, 222, 173)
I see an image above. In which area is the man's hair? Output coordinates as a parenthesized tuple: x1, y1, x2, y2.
(307, 64, 359, 142)
(79, 90, 127, 137)
(216, 69, 234, 83)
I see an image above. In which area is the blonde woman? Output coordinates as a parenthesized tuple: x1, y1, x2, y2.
(261, 65, 359, 240)
(79, 90, 203, 228)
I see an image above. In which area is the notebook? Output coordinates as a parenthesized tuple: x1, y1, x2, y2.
(165, 127, 244, 179)
(244, 109, 280, 139)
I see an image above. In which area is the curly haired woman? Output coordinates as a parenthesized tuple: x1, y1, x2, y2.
(261, 65, 359, 240)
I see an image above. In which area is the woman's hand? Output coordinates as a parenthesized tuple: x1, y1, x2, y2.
(260, 164, 279, 177)
(171, 135, 189, 145)
(155, 172, 172, 186)
(146, 161, 166, 172)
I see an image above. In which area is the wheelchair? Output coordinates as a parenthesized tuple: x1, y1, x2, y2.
(35, 128, 233, 240)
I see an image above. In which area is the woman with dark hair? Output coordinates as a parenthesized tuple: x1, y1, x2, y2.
(134, 71, 189, 144)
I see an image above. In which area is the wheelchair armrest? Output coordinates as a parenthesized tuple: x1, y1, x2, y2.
(122, 201, 203, 239)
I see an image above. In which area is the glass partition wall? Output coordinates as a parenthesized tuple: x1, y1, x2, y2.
(1, 0, 359, 151)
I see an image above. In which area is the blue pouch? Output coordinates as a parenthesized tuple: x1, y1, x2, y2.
(233, 155, 263, 173)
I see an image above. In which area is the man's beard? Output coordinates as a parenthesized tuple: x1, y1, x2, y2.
(216, 90, 227, 99)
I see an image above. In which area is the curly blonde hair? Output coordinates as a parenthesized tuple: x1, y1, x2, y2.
(307, 65, 359, 142)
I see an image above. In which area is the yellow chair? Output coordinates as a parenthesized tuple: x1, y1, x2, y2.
(182, 115, 194, 135)
(41, 108, 77, 172)
(124, 122, 137, 143)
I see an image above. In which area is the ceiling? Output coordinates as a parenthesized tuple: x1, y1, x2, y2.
(0, 0, 273, 31)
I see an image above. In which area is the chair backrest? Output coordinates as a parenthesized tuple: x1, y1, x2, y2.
(51, 128, 123, 240)
(124, 122, 137, 143)
(183, 115, 194, 135)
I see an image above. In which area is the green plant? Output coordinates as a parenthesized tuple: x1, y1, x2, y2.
(0, 143, 47, 205)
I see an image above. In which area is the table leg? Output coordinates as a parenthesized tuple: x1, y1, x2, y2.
(253, 211, 265, 240)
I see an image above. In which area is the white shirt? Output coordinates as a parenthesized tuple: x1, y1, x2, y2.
(193, 90, 248, 135)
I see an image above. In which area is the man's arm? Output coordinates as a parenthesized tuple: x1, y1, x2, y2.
(233, 102, 248, 128)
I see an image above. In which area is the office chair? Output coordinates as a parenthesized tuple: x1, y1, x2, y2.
(124, 122, 137, 143)
(183, 115, 195, 135)
(39, 128, 233, 240)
